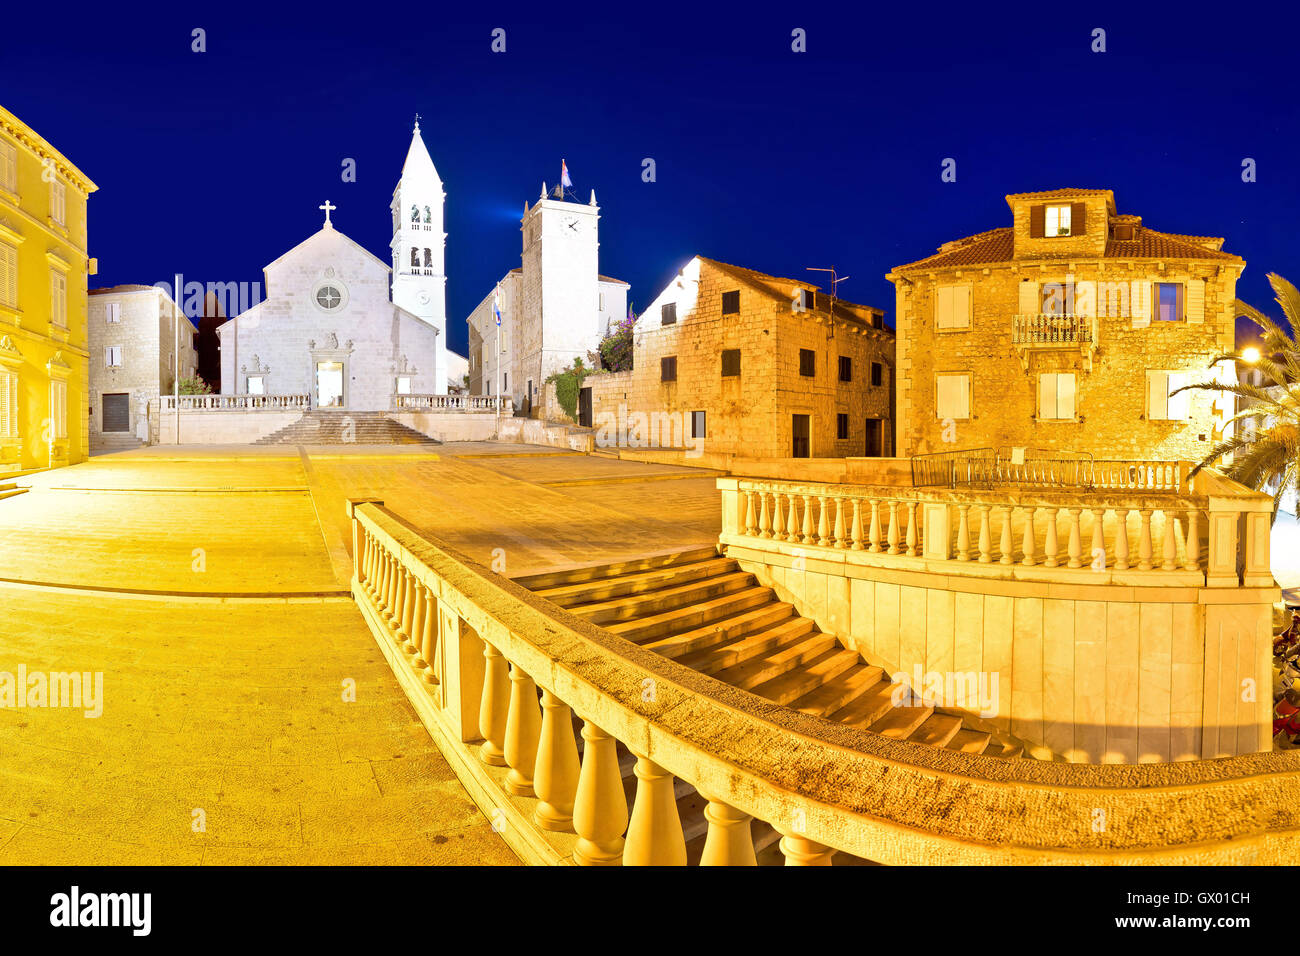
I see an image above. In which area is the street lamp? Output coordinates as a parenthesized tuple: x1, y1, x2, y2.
(1242, 346, 1261, 364)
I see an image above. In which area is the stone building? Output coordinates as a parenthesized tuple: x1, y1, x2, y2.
(218, 122, 458, 408)
(887, 188, 1243, 460)
(585, 256, 894, 458)
(0, 103, 97, 473)
(466, 183, 628, 413)
(87, 284, 197, 452)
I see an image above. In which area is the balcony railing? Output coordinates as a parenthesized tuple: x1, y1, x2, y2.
(911, 447, 1188, 493)
(394, 394, 511, 412)
(1012, 313, 1095, 346)
(162, 394, 311, 411)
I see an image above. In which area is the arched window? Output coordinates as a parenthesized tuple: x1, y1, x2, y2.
(424, 205, 432, 223)
(410, 248, 420, 268)
(410, 204, 420, 222)
(423, 248, 432, 267)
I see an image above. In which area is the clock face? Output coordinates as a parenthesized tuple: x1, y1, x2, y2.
(563, 216, 580, 235)
(417, 291, 431, 305)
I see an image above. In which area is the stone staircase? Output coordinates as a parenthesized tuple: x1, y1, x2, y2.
(90, 433, 146, 456)
(0, 481, 27, 502)
(514, 547, 1032, 761)
(255, 411, 440, 445)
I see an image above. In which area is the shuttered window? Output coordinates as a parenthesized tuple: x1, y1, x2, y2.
(1156, 282, 1183, 322)
(1131, 281, 1153, 327)
(660, 356, 677, 382)
(1146, 371, 1192, 420)
(935, 373, 971, 420)
(0, 140, 15, 193)
(936, 284, 971, 329)
(50, 179, 66, 225)
(0, 369, 17, 437)
(1018, 279, 1039, 316)
(0, 243, 17, 308)
(838, 356, 852, 382)
(691, 411, 706, 439)
(798, 349, 815, 376)
(50, 381, 67, 439)
(1038, 372, 1076, 420)
(660, 302, 677, 326)
(721, 290, 740, 315)
(836, 413, 849, 440)
(104, 346, 122, 367)
(106, 302, 121, 323)
(1186, 278, 1206, 324)
(50, 270, 67, 327)
(720, 349, 740, 376)
(871, 362, 883, 387)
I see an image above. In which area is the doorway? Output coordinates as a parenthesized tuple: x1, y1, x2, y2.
(578, 386, 593, 427)
(316, 361, 344, 408)
(792, 414, 810, 458)
(865, 418, 882, 457)
(102, 393, 129, 432)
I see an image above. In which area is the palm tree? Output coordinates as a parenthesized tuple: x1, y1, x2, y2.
(1173, 272, 1300, 521)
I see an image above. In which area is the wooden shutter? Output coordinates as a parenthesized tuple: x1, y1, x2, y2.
(937, 373, 969, 419)
(0, 244, 15, 307)
(952, 284, 971, 328)
(1038, 373, 1058, 419)
(1029, 205, 1045, 238)
(1186, 278, 1205, 324)
(1168, 372, 1191, 419)
(1071, 202, 1087, 235)
(1018, 280, 1039, 316)
(0, 371, 12, 436)
(1131, 281, 1152, 328)
(1146, 371, 1168, 419)
(936, 286, 953, 329)
(1058, 373, 1076, 418)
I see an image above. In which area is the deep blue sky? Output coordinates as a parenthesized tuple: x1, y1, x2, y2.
(3, 3, 1297, 352)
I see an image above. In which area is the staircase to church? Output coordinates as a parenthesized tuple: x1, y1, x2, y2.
(90, 433, 146, 456)
(255, 411, 440, 445)
(513, 547, 1036, 761)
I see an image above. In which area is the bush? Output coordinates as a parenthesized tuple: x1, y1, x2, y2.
(177, 375, 211, 395)
(546, 357, 592, 422)
(596, 312, 636, 372)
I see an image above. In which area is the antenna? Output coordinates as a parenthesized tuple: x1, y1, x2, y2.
(806, 267, 850, 339)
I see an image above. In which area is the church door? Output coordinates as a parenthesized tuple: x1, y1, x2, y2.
(316, 361, 344, 408)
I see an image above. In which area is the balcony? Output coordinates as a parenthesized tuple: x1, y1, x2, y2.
(1012, 313, 1097, 371)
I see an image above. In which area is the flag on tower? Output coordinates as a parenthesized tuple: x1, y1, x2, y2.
(560, 159, 573, 189)
(494, 284, 502, 327)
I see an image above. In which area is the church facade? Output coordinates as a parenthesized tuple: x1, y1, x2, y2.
(218, 123, 452, 408)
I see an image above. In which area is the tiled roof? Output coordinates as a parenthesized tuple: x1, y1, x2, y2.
(598, 274, 629, 286)
(1105, 229, 1238, 261)
(893, 228, 1015, 269)
(698, 256, 886, 330)
(89, 284, 159, 295)
(1005, 188, 1114, 201)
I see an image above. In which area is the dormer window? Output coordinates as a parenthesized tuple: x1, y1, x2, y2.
(1045, 204, 1071, 237)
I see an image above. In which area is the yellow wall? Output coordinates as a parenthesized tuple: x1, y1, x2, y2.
(0, 104, 97, 472)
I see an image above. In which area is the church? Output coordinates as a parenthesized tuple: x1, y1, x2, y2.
(218, 121, 456, 407)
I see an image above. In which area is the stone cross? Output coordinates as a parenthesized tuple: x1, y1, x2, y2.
(319, 200, 336, 228)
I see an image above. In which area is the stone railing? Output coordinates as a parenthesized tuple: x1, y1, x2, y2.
(394, 394, 512, 412)
(161, 393, 311, 411)
(724, 471, 1267, 586)
(1012, 312, 1095, 346)
(348, 497, 1300, 864)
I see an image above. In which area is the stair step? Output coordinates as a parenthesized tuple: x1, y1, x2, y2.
(569, 571, 756, 625)
(788, 663, 886, 717)
(710, 633, 839, 691)
(535, 557, 737, 607)
(944, 728, 993, 754)
(827, 681, 902, 729)
(642, 602, 797, 659)
(607, 587, 776, 643)
(908, 713, 963, 748)
(750, 649, 864, 707)
(984, 737, 1024, 759)
(0, 487, 28, 501)
(675, 616, 815, 674)
(513, 547, 720, 590)
(867, 702, 935, 739)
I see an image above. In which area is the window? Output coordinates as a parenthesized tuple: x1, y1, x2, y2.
(0, 369, 17, 437)
(502, 372, 508, 391)
(838, 356, 852, 382)
(50, 271, 67, 327)
(0, 243, 17, 307)
(721, 348, 741, 377)
(168, 351, 174, 372)
(1045, 204, 1071, 237)
(50, 179, 66, 225)
(691, 411, 706, 439)
(247, 375, 265, 395)
(1146, 371, 1191, 420)
(50, 381, 67, 439)
(0, 140, 15, 193)
(1041, 281, 1075, 316)
(661, 356, 677, 382)
(315, 285, 343, 311)
(935, 372, 971, 420)
(936, 284, 971, 329)
(1038, 372, 1076, 420)
(661, 302, 677, 325)
(104, 346, 123, 368)
(106, 302, 121, 323)
(1156, 283, 1183, 322)
(871, 362, 883, 387)
(721, 290, 740, 315)
(396, 375, 412, 395)
(799, 348, 815, 377)
(836, 413, 849, 440)
(599, 292, 605, 311)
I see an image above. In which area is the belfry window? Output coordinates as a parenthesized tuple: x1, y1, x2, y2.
(424, 205, 432, 223)
(411, 248, 420, 268)
(423, 248, 432, 268)
(410, 204, 420, 222)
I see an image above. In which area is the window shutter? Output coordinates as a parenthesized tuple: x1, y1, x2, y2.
(1131, 281, 1152, 328)
(0, 244, 16, 307)
(1029, 205, 1045, 238)
(1071, 202, 1087, 235)
(1018, 280, 1039, 317)
(1146, 371, 1168, 419)
(936, 286, 953, 329)
(1186, 278, 1205, 324)
(1038, 373, 1057, 419)
(1168, 372, 1191, 419)
(1058, 373, 1076, 419)
(952, 284, 971, 327)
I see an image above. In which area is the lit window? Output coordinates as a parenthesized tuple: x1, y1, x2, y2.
(1044, 204, 1071, 237)
(49, 381, 67, 439)
(0, 369, 18, 437)
(1156, 283, 1183, 322)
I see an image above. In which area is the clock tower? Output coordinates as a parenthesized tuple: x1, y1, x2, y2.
(518, 184, 602, 405)
(390, 119, 448, 394)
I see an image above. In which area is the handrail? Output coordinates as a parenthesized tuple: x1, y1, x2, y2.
(395, 394, 511, 411)
(350, 498, 1299, 864)
(161, 393, 311, 411)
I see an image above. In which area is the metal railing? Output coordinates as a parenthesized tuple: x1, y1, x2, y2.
(1012, 313, 1095, 346)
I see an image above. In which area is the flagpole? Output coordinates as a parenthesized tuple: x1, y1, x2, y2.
(495, 282, 502, 433)
(174, 272, 181, 444)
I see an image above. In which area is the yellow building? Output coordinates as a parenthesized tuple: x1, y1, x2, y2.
(0, 103, 97, 473)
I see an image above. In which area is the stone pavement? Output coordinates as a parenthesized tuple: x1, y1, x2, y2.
(0, 442, 723, 864)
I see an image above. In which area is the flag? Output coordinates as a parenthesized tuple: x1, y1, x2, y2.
(561, 159, 573, 189)
(494, 284, 502, 326)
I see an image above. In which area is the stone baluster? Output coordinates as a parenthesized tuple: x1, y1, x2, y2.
(883, 501, 898, 554)
(699, 794, 757, 866)
(503, 663, 542, 796)
(905, 502, 919, 557)
(388, 560, 406, 627)
(850, 499, 864, 551)
(1042, 507, 1059, 568)
(572, 720, 628, 866)
(378, 552, 394, 617)
(998, 506, 1014, 565)
(816, 496, 831, 547)
(1066, 508, 1083, 568)
(758, 492, 772, 539)
(1137, 509, 1154, 571)
(776, 827, 836, 866)
(478, 642, 511, 766)
(744, 490, 757, 536)
(399, 570, 418, 654)
(1161, 509, 1178, 571)
(1113, 508, 1131, 570)
(868, 500, 882, 553)
(623, 754, 687, 866)
(956, 504, 971, 561)
(977, 504, 992, 563)
(1020, 506, 1036, 566)
(785, 494, 800, 542)
(1183, 509, 1200, 572)
(360, 534, 376, 593)
(771, 494, 785, 543)
(410, 584, 429, 669)
(833, 498, 847, 548)
(534, 690, 580, 831)
(419, 587, 438, 684)
(1090, 509, 1106, 570)
(801, 495, 815, 545)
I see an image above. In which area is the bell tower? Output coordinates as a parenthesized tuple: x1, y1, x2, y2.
(390, 118, 448, 394)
